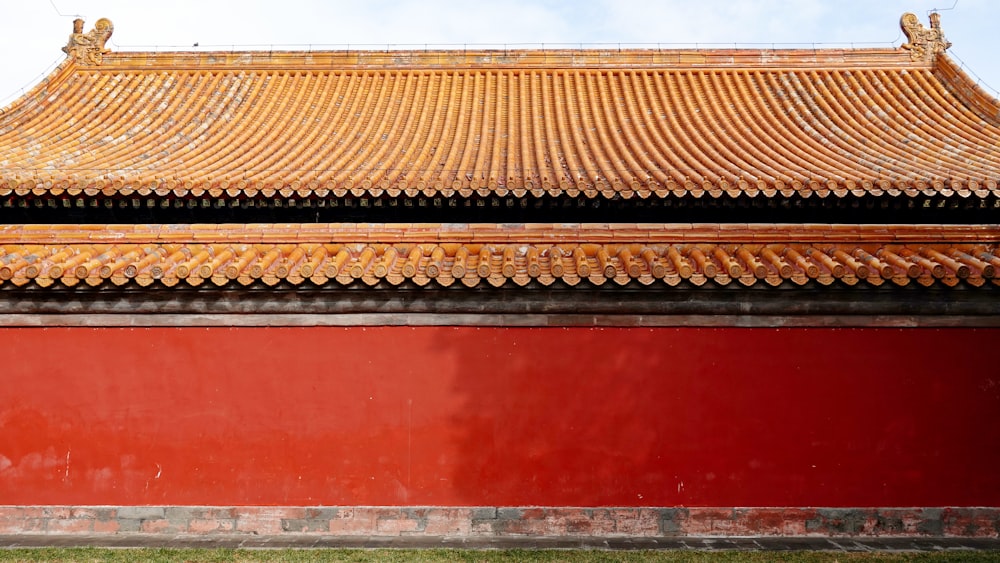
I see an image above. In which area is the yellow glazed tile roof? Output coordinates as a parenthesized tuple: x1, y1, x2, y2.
(0, 15, 995, 303)
(0, 224, 995, 290)
(2, 14, 999, 201)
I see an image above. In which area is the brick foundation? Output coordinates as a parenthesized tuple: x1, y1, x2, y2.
(0, 507, 997, 538)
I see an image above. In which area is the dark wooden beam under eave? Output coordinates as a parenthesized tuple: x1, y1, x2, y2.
(0, 285, 996, 327)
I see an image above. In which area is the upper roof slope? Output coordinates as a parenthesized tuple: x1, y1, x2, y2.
(1, 13, 998, 201)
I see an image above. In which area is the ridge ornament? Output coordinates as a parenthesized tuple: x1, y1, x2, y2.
(900, 11, 951, 62)
(62, 18, 114, 66)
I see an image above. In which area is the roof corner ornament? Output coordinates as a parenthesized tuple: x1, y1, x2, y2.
(62, 18, 114, 66)
(900, 12, 951, 62)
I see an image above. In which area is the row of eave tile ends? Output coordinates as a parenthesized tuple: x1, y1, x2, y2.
(1, 241, 996, 289)
(2, 179, 999, 200)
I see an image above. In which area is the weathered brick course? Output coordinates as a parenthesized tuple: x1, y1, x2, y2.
(0, 506, 996, 538)
(116, 507, 165, 520)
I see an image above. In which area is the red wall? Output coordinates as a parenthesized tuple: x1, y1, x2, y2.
(0, 326, 997, 507)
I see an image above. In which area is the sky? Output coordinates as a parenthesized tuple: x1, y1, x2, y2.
(0, 0, 998, 106)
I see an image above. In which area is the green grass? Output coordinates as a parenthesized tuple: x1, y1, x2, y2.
(0, 549, 998, 563)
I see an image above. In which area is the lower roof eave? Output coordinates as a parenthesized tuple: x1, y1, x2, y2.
(0, 223, 997, 292)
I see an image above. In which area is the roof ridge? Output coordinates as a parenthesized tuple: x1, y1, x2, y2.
(934, 54, 1000, 127)
(0, 59, 76, 120)
(91, 47, 922, 72)
(52, 12, 958, 73)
